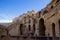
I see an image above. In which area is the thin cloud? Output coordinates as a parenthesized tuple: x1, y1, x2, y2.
(0, 14, 12, 23)
(0, 19, 12, 23)
(0, 16, 6, 19)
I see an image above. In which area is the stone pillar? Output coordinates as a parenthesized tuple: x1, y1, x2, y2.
(59, 20, 60, 40)
(47, 33, 50, 40)
(0, 36, 1, 40)
(34, 23, 39, 36)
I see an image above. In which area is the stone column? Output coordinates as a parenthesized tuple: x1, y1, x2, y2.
(47, 33, 50, 40)
(34, 23, 39, 36)
(59, 20, 60, 40)
(0, 35, 1, 40)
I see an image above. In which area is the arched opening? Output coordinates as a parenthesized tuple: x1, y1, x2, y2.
(33, 24, 35, 35)
(28, 19, 31, 24)
(33, 24, 35, 33)
(52, 23, 55, 37)
(39, 18, 46, 36)
(20, 24, 23, 35)
(56, 0, 60, 3)
(43, 10, 48, 15)
(28, 25, 32, 36)
(29, 25, 31, 31)
(51, 6, 53, 9)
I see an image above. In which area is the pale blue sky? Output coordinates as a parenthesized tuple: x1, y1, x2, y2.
(0, 0, 51, 23)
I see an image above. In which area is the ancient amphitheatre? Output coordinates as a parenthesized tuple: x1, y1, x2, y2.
(0, 0, 60, 40)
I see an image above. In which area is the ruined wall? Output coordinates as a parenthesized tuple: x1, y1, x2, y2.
(7, 0, 60, 37)
(0, 25, 7, 36)
(39, 1, 60, 37)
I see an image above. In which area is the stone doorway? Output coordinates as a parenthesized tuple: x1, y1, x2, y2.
(20, 24, 23, 35)
(20, 24, 26, 35)
(52, 23, 55, 37)
(39, 18, 46, 36)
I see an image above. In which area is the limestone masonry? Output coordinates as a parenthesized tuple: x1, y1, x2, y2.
(0, 0, 60, 39)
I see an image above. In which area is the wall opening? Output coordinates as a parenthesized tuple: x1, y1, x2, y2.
(20, 24, 23, 35)
(56, 0, 60, 3)
(29, 25, 31, 31)
(52, 23, 55, 37)
(43, 10, 48, 15)
(33, 24, 35, 34)
(39, 18, 46, 36)
(33, 19, 36, 24)
(29, 19, 31, 23)
(51, 6, 53, 9)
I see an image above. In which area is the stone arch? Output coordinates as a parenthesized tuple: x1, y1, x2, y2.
(39, 18, 46, 36)
(31, 18, 36, 36)
(51, 5, 53, 9)
(52, 23, 55, 36)
(20, 24, 23, 35)
(20, 24, 26, 35)
(56, 0, 60, 3)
